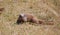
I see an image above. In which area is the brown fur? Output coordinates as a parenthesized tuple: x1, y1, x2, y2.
(16, 13, 43, 24)
(16, 13, 54, 25)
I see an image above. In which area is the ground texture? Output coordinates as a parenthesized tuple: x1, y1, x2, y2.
(0, 0, 60, 35)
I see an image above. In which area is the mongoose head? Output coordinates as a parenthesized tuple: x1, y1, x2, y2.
(16, 14, 28, 24)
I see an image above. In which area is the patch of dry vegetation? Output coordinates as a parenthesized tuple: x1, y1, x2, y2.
(0, 0, 60, 35)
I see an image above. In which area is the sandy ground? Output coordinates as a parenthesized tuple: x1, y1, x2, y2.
(0, 0, 60, 35)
